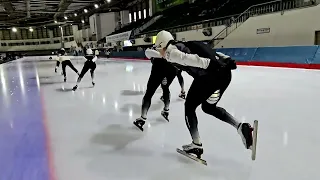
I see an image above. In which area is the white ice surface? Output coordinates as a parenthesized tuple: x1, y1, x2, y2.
(30, 59, 320, 180)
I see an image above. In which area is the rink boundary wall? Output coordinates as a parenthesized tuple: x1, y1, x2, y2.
(109, 45, 320, 69)
(22, 45, 320, 70)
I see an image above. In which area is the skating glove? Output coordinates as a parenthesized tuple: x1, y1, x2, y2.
(145, 48, 162, 59)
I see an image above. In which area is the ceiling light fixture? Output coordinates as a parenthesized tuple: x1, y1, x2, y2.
(84, 9, 88, 13)
(94, 4, 99, 9)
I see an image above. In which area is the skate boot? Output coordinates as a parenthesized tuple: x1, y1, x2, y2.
(237, 123, 253, 149)
(179, 91, 186, 99)
(55, 67, 57, 73)
(161, 109, 169, 122)
(133, 117, 146, 131)
(72, 85, 78, 91)
(92, 81, 95, 87)
(182, 142, 203, 159)
(64, 77, 66, 82)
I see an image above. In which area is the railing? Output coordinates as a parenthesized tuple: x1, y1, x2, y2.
(210, 0, 318, 47)
(136, 13, 240, 37)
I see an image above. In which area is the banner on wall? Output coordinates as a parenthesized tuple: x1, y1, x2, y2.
(105, 31, 132, 42)
(256, 28, 270, 34)
(154, 0, 187, 12)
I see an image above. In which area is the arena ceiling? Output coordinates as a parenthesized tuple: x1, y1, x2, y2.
(0, 0, 142, 28)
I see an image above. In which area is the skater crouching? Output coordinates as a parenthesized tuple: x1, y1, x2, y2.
(133, 47, 181, 131)
(57, 48, 79, 82)
(72, 48, 98, 91)
(153, 30, 258, 161)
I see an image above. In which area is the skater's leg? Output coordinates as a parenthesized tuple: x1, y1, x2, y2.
(184, 77, 215, 145)
(200, 70, 240, 128)
(200, 70, 254, 149)
(66, 60, 79, 74)
(133, 64, 163, 131)
(177, 70, 185, 93)
(160, 77, 170, 111)
(90, 62, 96, 85)
(161, 71, 175, 110)
(159, 71, 175, 120)
(73, 62, 89, 90)
(55, 61, 60, 72)
(141, 75, 161, 118)
(62, 61, 67, 81)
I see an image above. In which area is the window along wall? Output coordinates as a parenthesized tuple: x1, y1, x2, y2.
(0, 25, 73, 40)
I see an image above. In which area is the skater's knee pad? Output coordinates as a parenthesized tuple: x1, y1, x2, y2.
(206, 90, 220, 104)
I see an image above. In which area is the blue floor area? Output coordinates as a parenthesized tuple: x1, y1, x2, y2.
(0, 62, 50, 180)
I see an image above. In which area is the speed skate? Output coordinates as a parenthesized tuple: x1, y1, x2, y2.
(176, 148, 207, 166)
(250, 120, 259, 161)
(176, 120, 258, 165)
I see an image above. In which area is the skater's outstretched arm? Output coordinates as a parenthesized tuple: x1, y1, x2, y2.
(164, 45, 210, 69)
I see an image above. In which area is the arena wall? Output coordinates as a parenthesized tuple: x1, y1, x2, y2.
(217, 5, 320, 48)
(105, 45, 320, 69)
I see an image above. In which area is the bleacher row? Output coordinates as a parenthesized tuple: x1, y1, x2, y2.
(108, 0, 312, 38)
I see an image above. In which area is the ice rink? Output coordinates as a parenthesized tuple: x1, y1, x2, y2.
(1, 58, 320, 180)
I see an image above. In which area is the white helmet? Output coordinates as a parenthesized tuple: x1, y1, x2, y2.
(86, 48, 93, 55)
(155, 30, 174, 49)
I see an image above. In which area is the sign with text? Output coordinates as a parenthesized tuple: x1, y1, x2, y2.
(257, 28, 270, 34)
(105, 31, 132, 42)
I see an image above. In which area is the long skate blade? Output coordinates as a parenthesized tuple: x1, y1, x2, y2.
(251, 120, 258, 161)
(176, 148, 207, 166)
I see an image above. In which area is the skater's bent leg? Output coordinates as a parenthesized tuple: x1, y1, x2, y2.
(201, 102, 240, 128)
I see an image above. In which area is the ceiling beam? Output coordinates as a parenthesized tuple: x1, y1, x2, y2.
(54, 0, 72, 19)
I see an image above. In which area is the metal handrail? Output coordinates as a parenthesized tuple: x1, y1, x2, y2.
(137, 13, 240, 36)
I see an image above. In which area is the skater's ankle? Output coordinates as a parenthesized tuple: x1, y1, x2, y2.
(192, 140, 202, 146)
(163, 108, 169, 112)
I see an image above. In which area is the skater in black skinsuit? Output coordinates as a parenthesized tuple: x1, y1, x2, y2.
(57, 48, 79, 82)
(133, 48, 181, 131)
(144, 30, 257, 160)
(72, 48, 98, 91)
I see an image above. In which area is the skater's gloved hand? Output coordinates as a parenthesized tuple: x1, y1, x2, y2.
(145, 48, 162, 59)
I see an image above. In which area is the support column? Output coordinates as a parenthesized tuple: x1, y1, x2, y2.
(60, 26, 64, 48)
